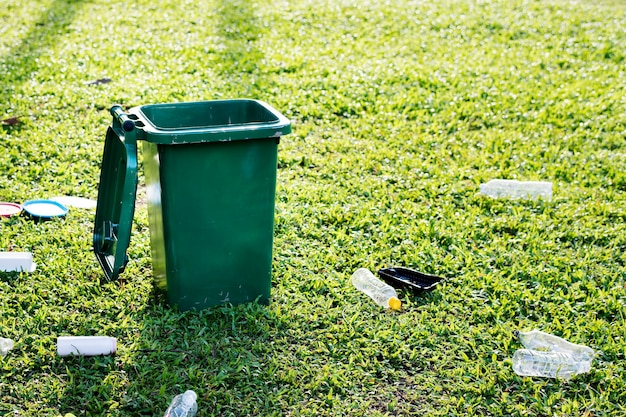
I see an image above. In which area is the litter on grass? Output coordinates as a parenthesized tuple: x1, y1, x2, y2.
(0, 252, 36, 272)
(85, 77, 112, 86)
(479, 179, 552, 201)
(378, 267, 444, 292)
(1, 337, 14, 357)
(50, 196, 97, 210)
(0, 202, 22, 217)
(1, 116, 21, 126)
(511, 330, 594, 379)
(57, 336, 117, 357)
(22, 199, 68, 220)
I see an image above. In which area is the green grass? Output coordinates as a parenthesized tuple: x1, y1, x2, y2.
(1, 0, 626, 415)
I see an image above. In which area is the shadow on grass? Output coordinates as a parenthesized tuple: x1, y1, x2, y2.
(0, 0, 89, 103)
(0, 2, 106, 414)
(213, 0, 264, 95)
(111, 302, 283, 415)
(8, 1, 283, 414)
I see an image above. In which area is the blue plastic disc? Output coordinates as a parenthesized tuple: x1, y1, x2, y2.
(22, 199, 68, 218)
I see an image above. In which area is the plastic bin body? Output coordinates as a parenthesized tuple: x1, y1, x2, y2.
(142, 136, 278, 310)
(94, 100, 290, 311)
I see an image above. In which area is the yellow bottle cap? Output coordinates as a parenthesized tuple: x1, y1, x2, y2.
(388, 297, 402, 311)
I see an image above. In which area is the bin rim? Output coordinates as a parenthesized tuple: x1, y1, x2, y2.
(129, 99, 291, 144)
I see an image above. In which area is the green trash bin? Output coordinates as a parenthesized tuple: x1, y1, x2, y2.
(93, 100, 291, 311)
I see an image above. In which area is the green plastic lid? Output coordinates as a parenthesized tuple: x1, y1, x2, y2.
(93, 106, 138, 281)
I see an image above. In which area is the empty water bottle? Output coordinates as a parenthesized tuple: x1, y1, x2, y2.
(515, 330, 595, 362)
(479, 179, 552, 200)
(163, 390, 198, 417)
(512, 330, 594, 379)
(512, 349, 591, 380)
(351, 268, 401, 310)
(0, 337, 13, 357)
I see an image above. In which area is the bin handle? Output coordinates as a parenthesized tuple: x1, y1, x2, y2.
(110, 105, 135, 132)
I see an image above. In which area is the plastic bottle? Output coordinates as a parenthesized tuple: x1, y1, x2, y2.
(515, 330, 595, 362)
(57, 336, 117, 357)
(163, 390, 198, 417)
(0, 337, 14, 357)
(351, 268, 401, 310)
(479, 179, 552, 201)
(512, 349, 591, 379)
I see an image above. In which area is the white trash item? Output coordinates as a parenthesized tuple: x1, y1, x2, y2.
(0, 252, 36, 273)
(50, 196, 97, 210)
(0, 337, 14, 357)
(57, 336, 117, 357)
(479, 179, 552, 201)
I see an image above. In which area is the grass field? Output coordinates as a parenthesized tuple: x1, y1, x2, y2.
(1, 0, 626, 415)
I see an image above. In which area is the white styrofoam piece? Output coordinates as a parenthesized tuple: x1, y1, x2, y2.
(0, 252, 36, 272)
(50, 196, 97, 210)
(57, 336, 117, 357)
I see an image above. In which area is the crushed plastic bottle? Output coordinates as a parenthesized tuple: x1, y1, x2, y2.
(164, 390, 198, 417)
(351, 268, 401, 310)
(515, 330, 595, 362)
(0, 337, 14, 357)
(512, 349, 591, 380)
(479, 179, 552, 201)
(512, 330, 594, 379)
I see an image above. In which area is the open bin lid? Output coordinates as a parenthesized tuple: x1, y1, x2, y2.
(93, 106, 138, 281)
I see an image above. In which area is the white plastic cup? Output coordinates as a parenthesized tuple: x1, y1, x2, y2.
(57, 336, 117, 357)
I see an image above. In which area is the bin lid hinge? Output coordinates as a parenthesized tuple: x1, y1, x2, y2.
(102, 220, 117, 249)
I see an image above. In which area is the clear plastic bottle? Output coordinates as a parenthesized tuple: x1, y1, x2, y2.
(515, 330, 595, 362)
(0, 337, 14, 357)
(512, 349, 591, 380)
(351, 268, 401, 310)
(479, 179, 552, 200)
(163, 390, 198, 417)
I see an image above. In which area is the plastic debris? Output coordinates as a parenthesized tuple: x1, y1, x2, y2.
(50, 196, 97, 210)
(479, 179, 552, 201)
(0, 337, 14, 357)
(352, 268, 401, 310)
(512, 349, 591, 380)
(0, 252, 36, 272)
(516, 329, 595, 361)
(164, 390, 198, 417)
(378, 267, 443, 292)
(0, 202, 22, 217)
(512, 330, 595, 379)
(85, 77, 112, 86)
(57, 336, 117, 357)
(22, 199, 68, 219)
